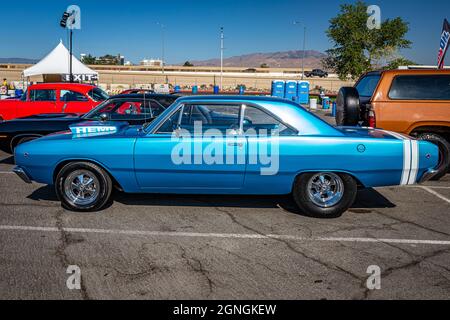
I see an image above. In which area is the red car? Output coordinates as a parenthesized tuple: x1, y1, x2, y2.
(0, 83, 109, 121)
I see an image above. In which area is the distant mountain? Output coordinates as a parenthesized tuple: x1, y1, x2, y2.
(184, 50, 327, 68)
(0, 58, 38, 64)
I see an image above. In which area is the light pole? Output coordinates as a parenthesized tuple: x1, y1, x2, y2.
(60, 11, 74, 82)
(157, 22, 166, 81)
(220, 27, 224, 91)
(294, 21, 306, 80)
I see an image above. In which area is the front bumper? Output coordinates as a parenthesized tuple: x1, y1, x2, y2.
(418, 169, 439, 183)
(13, 166, 32, 184)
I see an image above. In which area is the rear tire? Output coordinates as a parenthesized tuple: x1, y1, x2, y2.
(417, 133, 450, 181)
(293, 172, 357, 218)
(335, 87, 360, 126)
(55, 162, 113, 212)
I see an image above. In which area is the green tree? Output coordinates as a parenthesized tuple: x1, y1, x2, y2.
(382, 57, 416, 70)
(82, 54, 96, 65)
(183, 61, 194, 67)
(323, 1, 412, 80)
(260, 63, 269, 68)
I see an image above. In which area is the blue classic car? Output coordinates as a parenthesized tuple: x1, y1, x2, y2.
(14, 96, 439, 218)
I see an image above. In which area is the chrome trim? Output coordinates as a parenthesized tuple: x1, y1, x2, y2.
(13, 166, 32, 184)
(419, 169, 439, 183)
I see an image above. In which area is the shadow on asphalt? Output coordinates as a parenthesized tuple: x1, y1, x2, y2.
(0, 156, 14, 165)
(26, 185, 395, 216)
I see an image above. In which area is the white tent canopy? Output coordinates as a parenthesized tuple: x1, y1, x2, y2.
(23, 41, 98, 79)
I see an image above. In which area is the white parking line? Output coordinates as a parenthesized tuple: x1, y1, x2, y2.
(419, 186, 450, 204)
(0, 225, 449, 246)
(0, 171, 13, 174)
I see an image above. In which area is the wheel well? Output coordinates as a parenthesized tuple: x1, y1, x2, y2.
(410, 126, 450, 141)
(293, 171, 365, 191)
(10, 134, 43, 150)
(53, 160, 124, 192)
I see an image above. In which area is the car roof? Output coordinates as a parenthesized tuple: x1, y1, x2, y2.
(381, 69, 450, 76)
(175, 95, 299, 105)
(29, 83, 97, 92)
(112, 93, 181, 100)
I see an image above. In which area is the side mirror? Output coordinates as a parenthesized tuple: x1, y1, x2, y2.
(99, 113, 109, 122)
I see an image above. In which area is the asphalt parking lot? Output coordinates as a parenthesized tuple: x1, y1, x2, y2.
(0, 112, 449, 300)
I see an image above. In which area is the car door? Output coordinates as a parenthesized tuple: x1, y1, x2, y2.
(134, 103, 247, 191)
(242, 105, 300, 193)
(17, 89, 57, 118)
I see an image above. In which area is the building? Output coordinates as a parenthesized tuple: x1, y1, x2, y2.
(140, 59, 164, 67)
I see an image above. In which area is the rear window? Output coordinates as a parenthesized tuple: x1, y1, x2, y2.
(389, 75, 450, 100)
(356, 74, 381, 98)
(88, 88, 109, 102)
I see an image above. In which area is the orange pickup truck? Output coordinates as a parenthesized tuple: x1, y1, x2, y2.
(336, 69, 450, 180)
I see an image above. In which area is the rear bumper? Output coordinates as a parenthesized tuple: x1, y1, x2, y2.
(13, 166, 32, 184)
(418, 169, 439, 183)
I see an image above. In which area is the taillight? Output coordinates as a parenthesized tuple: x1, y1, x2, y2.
(368, 109, 376, 128)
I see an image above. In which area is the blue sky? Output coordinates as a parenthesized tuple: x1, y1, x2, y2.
(0, 0, 448, 65)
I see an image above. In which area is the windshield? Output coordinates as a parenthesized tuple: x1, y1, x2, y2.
(83, 98, 167, 120)
(88, 88, 109, 102)
(355, 74, 381, 98)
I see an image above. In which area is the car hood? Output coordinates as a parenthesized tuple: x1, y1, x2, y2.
(37, 121, 142, 142)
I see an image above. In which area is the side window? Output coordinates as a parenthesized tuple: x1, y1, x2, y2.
(389, 75, 450, 100)
(243, 106, 297, 136)
(115, 101, 143, 115)
(61, 90, 89, 102)
(30, 90, 56, 102)
(180, 104, 240, 134)
(156, 104, 241, 134)
(156, 109, 182, 133)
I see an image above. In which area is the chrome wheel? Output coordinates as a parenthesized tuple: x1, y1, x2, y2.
(63, 170, 100, 206)
(307, 173, 344, 208)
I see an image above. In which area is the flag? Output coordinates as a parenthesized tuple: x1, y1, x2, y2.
(438, 19, 450, 69)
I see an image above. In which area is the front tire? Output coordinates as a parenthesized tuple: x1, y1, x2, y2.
(417, 133, 450, 181)
(55, 162, 113, 212)
(293, 172, 357, 218)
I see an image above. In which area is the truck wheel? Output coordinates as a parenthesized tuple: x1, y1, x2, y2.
(335, 87, 360, 126)
(293, 172, 357, 219)
(418, 133, 450, 181)
(55, 162, 113, 212)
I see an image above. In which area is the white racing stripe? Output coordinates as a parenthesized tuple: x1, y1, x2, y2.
(382, 130, 419, 185)
(408, 140, 419, 185)
(0, 225, 450, 246)
(401, 140, 412, 185)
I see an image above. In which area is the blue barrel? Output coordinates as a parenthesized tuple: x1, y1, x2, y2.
(239, 86, 245, 95)
(192, 85, 198, 94)
(297, 81, 310, 104)
(331, 101, 337, 117)
(174, 85, 181, 93)
(322, 97, 331, 110)
(271, 80, 285, 98)
(213, 85, 220, 94)
(285, 80, 297, 101)
(14, 89, 24, 98)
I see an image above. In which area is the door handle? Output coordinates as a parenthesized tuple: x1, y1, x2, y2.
(227, 142, 243, 148)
